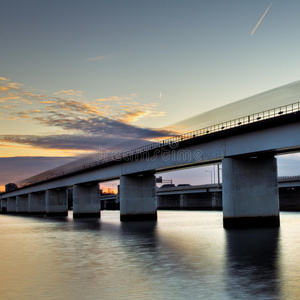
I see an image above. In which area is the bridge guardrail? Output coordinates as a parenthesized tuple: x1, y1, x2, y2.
(18, 101, 300, 188)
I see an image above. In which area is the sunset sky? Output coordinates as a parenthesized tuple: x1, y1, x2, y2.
(1, 0, 300, 191)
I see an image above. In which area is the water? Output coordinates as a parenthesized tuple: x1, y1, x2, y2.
(0, 211, 300, 300)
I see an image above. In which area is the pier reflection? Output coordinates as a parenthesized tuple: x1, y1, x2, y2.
(225, 228, 280, 299)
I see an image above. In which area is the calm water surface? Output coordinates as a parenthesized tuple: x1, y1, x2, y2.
(1, 211, 300, 300)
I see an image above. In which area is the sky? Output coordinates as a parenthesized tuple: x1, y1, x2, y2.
(1, 0, 300, 192)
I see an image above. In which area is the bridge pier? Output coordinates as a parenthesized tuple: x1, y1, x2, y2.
(28, 192, 46, 215)
(7, 197, 16, 213)
(46, 189, 68, 217)
(16, 195, 28, 214)
(180, 194, 187, 208)
(223, 156, 280, 228)
(1, 199, 7, 213)
(120, 174, 157, 221)
(73, 183, 100, 218)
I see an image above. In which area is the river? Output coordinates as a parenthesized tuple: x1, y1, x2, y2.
(0, 210, 300, 299)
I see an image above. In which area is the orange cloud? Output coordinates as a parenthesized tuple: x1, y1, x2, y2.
(0, 86, 11, 92)
(1, 81, 166, 128)
(95, 95, 134, 102)
(0, 77, 173, 154)
(54, 90, 83, 96)
(0, 96, 21, 102)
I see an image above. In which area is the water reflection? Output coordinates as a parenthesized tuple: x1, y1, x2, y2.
(120, 220, 158, 251)
(225, 228, 280, 299)
(119, 212, 228, 299)
(3, 211, 300, 300)
(120, 220, 157, 234)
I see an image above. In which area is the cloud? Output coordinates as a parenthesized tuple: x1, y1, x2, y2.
(87, 55, 112, 61)
(0, 81, 23, 92)
(0, 86, 11, 92)
(0, 80, 166, 130)
(121, 110, 151, 122)
(95, 95, 134, 102)
(118, 108, 166, 123)
(0, 122, 173, 151)
(54, 90, 83, 96)
(0, 134, 113, 150)
(0, 80, 168, 130)
(0, 96, 21, 102)
(0, 77, 174, 154)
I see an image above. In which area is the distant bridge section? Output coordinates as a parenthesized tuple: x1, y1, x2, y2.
(156, 176, 300, 211)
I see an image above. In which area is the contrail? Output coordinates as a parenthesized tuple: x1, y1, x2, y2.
(251, 2, 272, 36)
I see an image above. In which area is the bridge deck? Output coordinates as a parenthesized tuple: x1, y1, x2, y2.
(2, 101, 300, 195)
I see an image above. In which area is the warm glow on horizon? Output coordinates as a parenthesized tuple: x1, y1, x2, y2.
(101, 187, 118, 194)
(0, 145, 89, 158)
(0, 185, 120, 194)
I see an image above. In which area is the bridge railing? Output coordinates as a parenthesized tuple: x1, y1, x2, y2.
(18, 101, 300, 188)
(122, 101, 300, 153)
(278, 175, 300, 182)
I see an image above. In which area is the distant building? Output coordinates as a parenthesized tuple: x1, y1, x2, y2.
(5, 183, 18, 192)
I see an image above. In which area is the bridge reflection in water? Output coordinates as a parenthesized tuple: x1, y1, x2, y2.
(2, 210, 299, 299)
(225, 228, 280, 299)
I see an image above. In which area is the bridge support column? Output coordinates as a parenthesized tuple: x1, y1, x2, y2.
(28, 192, 46, 215)
(46, 189, 68, 217)
(16, 195, 28, 214)
(73, 183, 100, 218)
(1, 199, 7, 213)
(222, 156, 280, 228)
(7, 197, 16, 213)
(120, 174, 157, 221)
(180, 194, 187, 208)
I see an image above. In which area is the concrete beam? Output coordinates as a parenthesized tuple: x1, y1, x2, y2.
(46, 189, 68, 217)
(16, 195, 28, 214)
(120, 174, 157, 221)
(222, 156, 280, 228)
(28, 192, 46, 215)
(73, 183, 100, 218)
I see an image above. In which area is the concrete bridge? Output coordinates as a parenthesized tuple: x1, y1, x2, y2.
(1, 101, 300, 228)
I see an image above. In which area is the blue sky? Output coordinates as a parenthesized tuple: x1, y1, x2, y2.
(1, 0, 300, 190)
